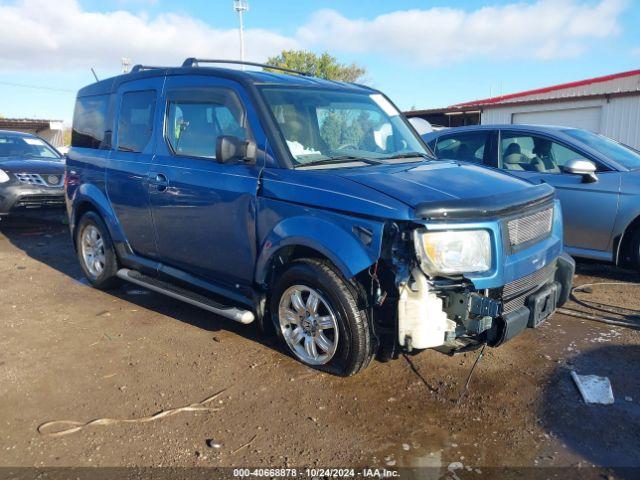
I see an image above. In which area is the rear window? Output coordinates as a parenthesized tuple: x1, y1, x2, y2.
(72, 94, 110, 149)
(117, 90, 156, 153)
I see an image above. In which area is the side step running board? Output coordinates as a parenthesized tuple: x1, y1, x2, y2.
(116, 268, 255, 324)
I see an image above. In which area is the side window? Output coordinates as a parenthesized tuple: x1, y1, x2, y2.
(500, 132, 589, 174)
(165, 89, 248, 159)
(214, 106, 244, 137)
(72, 94, 110, 149)
(434, 132, 490, 164)
(117, 90, 156, 153)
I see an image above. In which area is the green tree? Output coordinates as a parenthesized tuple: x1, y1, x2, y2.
(319, 111, 346, 150)
(265, 50, 366, 83)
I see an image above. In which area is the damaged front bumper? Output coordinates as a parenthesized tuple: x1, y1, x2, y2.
(398, 252, 575, 353)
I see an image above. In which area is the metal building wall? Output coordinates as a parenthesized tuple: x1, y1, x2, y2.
(601, 95, 640, 150)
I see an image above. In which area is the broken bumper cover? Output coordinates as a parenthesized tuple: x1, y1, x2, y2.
(486, 252, 575, 347)
(398, 253, 575, 352)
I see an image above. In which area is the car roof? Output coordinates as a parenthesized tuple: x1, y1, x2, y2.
(77, 66, 377, 97)
(0, 129, 38, 138)
(424, 124, 579, 137)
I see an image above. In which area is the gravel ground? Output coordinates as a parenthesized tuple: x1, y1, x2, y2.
(1, 214, 639, 478)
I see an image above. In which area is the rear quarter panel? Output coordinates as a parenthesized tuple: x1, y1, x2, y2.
(65, 148, 125, 244)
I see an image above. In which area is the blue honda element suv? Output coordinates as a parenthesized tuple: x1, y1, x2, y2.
(66, 59, 574, 376)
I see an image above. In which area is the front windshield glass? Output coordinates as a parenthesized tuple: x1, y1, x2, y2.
(563, 129, 640, 170)
(261, 87, 429, 167)
(0, 133, 61, 160)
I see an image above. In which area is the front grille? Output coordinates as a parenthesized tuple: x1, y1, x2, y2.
(507, 207, 553, 247)
(501, 262, 556, 315)
(14, 173, 63, 187)
(13, 195, 65, 210)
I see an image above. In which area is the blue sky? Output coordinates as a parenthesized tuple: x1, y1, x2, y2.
(1, 0, 639, 122)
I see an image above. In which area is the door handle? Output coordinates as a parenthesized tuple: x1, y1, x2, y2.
(154, 173, 168, 184)
(149, 172, 168, 192)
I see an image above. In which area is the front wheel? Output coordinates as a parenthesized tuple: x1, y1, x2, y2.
(270, 259, 375, 376)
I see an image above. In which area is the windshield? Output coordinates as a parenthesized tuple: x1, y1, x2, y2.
(261, 87, 430, 167)
(0, 133, 62, 160)
(563, 129, 640, 170)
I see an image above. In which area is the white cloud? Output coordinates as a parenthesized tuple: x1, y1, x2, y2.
(0, 0, 628, 72)
(0, 0, 298, 70)
(297, 0, 627, 65)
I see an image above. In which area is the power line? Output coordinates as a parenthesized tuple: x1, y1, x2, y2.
(0, 81, 74, 93)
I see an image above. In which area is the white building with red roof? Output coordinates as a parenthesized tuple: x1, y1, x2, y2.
(406, 69, 640, 149)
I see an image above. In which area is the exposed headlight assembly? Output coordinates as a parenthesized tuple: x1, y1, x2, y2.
(0, 169, 10, 184)
(413, 229, 491, 276)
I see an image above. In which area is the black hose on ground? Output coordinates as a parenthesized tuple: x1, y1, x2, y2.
(557, 281, 640, 331)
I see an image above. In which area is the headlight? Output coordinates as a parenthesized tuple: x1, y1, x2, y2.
(0, 169, 10, 184)
(413, 229, 491, 275)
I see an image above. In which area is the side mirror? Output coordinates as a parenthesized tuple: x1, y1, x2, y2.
(216, 135, 257, 165)
(562, 159, 598, 183)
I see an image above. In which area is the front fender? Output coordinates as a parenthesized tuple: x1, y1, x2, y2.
(255, 214, 385, 285)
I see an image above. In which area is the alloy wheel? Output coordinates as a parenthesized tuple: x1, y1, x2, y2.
(80, 224, 106, 279)
(278, 285, 339, 365)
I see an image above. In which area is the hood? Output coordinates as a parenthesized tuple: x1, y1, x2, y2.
(0, 157, 65, 175)
(261, 160, 552, 222)
(337, 160, 539, 208)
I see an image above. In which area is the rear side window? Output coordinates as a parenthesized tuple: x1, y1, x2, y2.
(72, 94, 110, 149)
(165, 88, 247, 159)
(117, 90, 156, 153)
(434, 131, 491, 164)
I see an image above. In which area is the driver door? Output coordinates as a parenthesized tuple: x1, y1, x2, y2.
(498, 130, 621, 253)
(149, 75, 265, 289)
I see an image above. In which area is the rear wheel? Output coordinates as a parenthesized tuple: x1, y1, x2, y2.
(76, 211, 119, 289)
(270, 259, 375, 376)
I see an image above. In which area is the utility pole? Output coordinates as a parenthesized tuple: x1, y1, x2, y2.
(122, 57, 132, 74)
(233, 0, 249, 65)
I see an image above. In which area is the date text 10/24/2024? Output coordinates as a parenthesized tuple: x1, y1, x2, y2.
(233, 468, 400, 478)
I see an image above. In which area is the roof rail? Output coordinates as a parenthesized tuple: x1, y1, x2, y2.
(181, 58, 310, 76)
(130, 64, 168, 73)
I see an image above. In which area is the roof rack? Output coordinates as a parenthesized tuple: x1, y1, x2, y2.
(130, 64, 169, 73)
(181, 58, 310, 76)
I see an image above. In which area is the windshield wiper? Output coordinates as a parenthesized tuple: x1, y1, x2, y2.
(294, 155, 383, 169)
(381, 151, 432, 161)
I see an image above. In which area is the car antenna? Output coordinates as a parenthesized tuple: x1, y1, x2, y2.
(456, 344, 486, 404)
(90, 67, 100, 82)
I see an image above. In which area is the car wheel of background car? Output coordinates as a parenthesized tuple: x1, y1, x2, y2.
(270, 258, 375, 376)
(629, 228, 640, 272)
(76, 211, 120, 290)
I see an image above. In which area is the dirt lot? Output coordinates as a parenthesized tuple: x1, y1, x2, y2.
(1, 214, 640, 477)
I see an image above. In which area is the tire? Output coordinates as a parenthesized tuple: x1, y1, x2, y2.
(270, 258, 375, 376)
(628, 228, 640, 271)
(75, 211, 120, 290)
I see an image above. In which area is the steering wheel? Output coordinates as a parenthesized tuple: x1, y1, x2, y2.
(336, 144, 359, 151)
